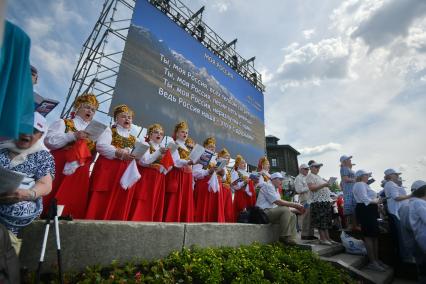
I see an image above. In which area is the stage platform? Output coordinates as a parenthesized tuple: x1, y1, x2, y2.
(20, 220, 280, 273)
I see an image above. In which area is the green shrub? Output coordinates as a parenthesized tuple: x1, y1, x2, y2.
(31, 243, 355, 284)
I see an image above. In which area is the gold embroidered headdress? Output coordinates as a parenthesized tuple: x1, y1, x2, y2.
(174, 121, 188, 135)
(203, 137, 216, 148)
(257, 156, 269, 171)
(113, 104, 134, 120)
(147, 123, 164, 137)
(73, 93, 99, 110)
(234, 154, 244, 170)
(218, 148, 230, 158)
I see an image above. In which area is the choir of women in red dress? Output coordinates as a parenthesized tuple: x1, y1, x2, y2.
(163, 121, 195, 222)
(41, 94, 274, 222)
(217, 148, 234, 222)
(43, 93, 99, 219)
(130, 123, 167, 221)
(231, 155, 257, 221)
(85, 104, 136, 220)
(193, 137, 226, 222)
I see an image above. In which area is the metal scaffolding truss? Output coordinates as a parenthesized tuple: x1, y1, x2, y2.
(149, 0, 265, 91)
(61, 0, 265, 118)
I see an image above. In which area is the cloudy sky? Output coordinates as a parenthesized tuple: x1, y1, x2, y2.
(5, 0, 426, 188)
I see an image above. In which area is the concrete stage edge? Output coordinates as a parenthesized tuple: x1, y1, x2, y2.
(20, 220, 281, 273)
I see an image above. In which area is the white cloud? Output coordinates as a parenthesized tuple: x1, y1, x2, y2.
(50, 0, 86, 26)
(258, 67, 274, 84)
(25, 17, 52, 37)
(417, 157, 426, 167)
(299, 143, 342, 156)
(212, 2, 230, 13)
(407, 24, 426, 52)
(302, 29, 315, 40)
(330, 0, 384, 33)
(31, 41, 75, 82)
(351, 0, 426, 50)
(275, 37, 350, 85)
(399, 164, 409, 172)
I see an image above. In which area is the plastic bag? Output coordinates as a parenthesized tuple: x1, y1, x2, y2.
(340, 231, 367, 255)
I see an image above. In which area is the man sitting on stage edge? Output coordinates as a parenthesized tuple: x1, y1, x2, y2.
(256, 172, 305, 245)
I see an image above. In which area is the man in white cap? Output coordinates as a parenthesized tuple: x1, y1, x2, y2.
(0, 112, 55, 254)
(256, 172, 304, 245)
(399, 180, 426, 282)
(295, 163, 316, 240)
(383, 168, 411, 262)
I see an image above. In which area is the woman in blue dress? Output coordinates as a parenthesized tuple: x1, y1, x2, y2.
(340, 155, 358, 230)
(0, 112, 55, 254)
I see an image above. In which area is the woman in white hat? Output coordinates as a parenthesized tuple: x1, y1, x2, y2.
(0, 112, 54, 254)
(383, 168, 412, 262)
(306, 161, 335, 245)
(353, 170, 387, 272)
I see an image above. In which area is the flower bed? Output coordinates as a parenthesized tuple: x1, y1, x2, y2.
(28, 243, 355, 283)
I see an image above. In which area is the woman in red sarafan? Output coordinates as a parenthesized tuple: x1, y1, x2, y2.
(129, 124, 167, 221)
(43, 93, 99, 219)
(231, 155, 256, 221)
(163, 121, 195, 222)
(217, 148, 234, 223)
(85, 104, 137, 220)
(193, 137, 225, 222)
(257, 156, 271, 186)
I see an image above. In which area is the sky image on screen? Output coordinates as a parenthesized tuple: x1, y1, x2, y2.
(111, 0, 265, 164)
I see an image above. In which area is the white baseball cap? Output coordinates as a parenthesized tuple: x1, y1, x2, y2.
(270, 172, 284, 180)
(384, 168, 401, 177)
(355, 169, 371, 178)
(299, 163, 309, 170)
(33, 112, 47, 133)
(340, 155, 353, 163)
(411, 180, 426, 192)
(309, 162, 323, 168)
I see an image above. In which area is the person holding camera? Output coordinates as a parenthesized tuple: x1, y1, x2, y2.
(256, 172, 304, 245)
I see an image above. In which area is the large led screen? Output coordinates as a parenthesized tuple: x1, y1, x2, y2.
(111, 0, 265, 164)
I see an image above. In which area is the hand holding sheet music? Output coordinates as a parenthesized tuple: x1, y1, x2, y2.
(189, 144, 214, 167)
(215, 158, 227, 172)
(166, 141, 178, 154)
(0, 167, 26, 194)
(131, 142, 150, 160)
(84, 120, 107, 141)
